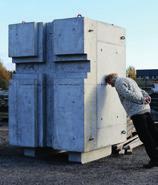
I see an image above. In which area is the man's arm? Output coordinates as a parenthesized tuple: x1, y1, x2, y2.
(140, 89, 151, 104)
(115, 81, 145, 104)
(140, 89, 149, 97)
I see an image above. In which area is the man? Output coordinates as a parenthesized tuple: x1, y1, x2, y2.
(105, 73, 158, 168)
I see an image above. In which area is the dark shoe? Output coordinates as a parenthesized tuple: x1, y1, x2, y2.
(143, 161, 158, 169)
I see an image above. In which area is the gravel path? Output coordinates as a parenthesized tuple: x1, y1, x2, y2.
(0, 123, 158, 185)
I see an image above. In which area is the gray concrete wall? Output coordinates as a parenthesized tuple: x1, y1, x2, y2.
(9, 17, 126, 158)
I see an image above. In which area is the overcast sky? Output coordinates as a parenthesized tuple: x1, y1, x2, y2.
(0, 0, 158, 70)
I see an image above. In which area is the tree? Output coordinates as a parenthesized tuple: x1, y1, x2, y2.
(0, 61, 11, 89)
(126, 66, 136, 80)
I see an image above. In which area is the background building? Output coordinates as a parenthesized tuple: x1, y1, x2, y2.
(137, 69, 158, 80)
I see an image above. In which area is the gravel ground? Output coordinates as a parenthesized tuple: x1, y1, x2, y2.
(0, 122, 158, 185)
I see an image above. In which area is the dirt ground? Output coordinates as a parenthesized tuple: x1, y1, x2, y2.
(0, 122, 158, 185)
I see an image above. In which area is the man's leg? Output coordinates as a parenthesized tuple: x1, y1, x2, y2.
(146, 112, 158, 145)
(131, 113, 158, 162)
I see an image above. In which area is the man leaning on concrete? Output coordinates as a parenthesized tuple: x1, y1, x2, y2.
(105, 73, 158, 168)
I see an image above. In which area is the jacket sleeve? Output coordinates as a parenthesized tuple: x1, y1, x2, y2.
(140, 89, 149, 97)
(115, 81, 144, 104)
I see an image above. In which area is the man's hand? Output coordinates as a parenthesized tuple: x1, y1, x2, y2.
(144, 96, 151, 104)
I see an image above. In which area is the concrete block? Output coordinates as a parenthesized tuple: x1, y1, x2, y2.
(9, 22, 44, 63)
(8, 17, 126, 163)
(53, 18, 84, 55)
(53, 78, 84, 152)
(9, 74, 45, 147)
(24, 148, 36, 157)
(9, 78, 38, 147)
(68, 146, 111, 163)
(9, 22, 38, 57)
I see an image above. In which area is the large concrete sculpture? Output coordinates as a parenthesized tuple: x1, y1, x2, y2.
(9, 17, 126, 163)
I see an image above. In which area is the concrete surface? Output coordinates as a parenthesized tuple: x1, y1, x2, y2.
(9, 22, 44, 63)
(9, 18, 126, 162)
(68, 145, 111, 163)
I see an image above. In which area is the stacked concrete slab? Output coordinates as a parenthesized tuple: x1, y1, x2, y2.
(9, 17, 126, 163)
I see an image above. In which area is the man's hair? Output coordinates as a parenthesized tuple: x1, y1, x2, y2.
(105, 73, 118, 83)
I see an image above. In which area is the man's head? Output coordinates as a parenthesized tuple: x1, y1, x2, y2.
(105, 73, 118, 87)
